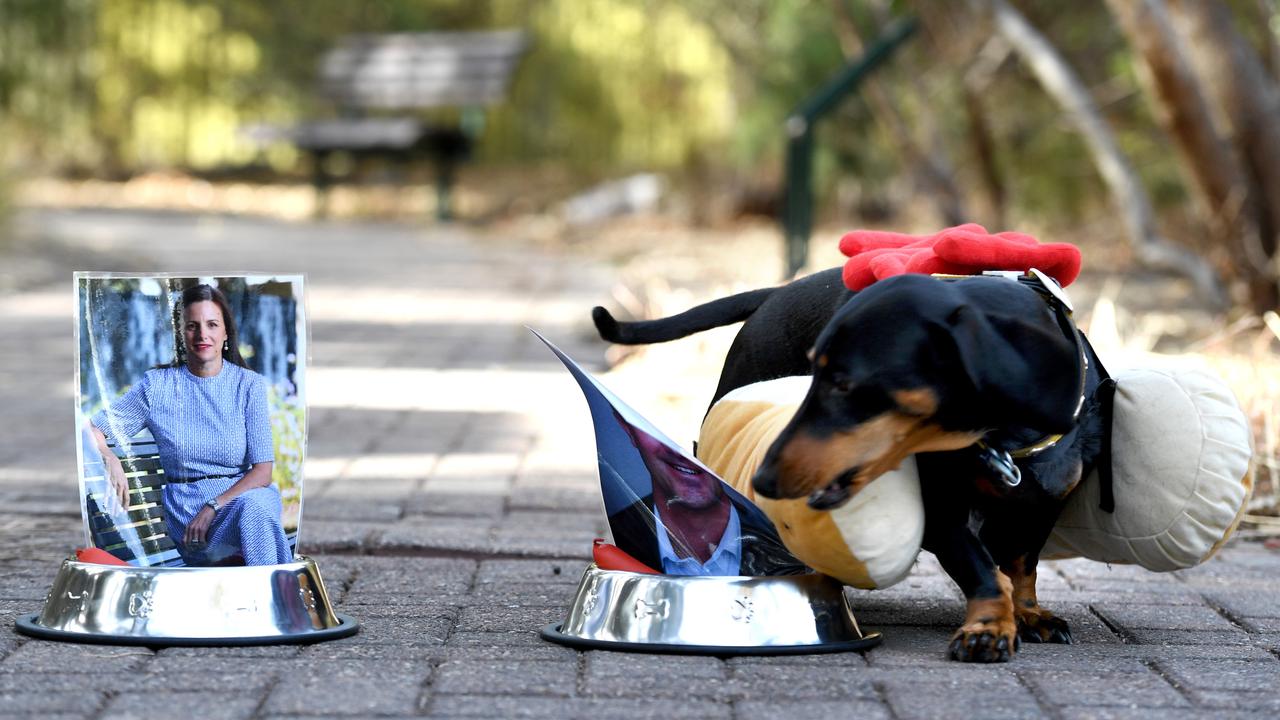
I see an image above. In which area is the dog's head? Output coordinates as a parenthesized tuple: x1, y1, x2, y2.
(752, 274, 1083, 510)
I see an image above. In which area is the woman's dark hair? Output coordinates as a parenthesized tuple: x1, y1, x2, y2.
(167, 283, 249, 369)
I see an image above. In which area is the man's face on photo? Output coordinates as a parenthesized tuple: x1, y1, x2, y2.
(626, 422, 723, 511)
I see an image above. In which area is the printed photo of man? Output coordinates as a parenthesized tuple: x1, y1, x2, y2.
(607, 411, 804, 577)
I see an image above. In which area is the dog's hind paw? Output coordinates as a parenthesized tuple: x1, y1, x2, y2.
(1016, 608, 1073, 644)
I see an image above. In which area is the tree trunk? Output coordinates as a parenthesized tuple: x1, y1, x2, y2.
(1107, 0, 1263, 290)
(975, 0, 1226, 305)
(963, 36, 1012, 228)
(1166, 0, 1280, 311)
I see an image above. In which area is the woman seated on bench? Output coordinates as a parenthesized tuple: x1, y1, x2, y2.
(88, 284, 292, 566)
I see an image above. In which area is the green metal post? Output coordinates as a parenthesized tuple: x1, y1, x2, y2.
(781, 17, 918, 277)
(436, 162, 454, 222)
(784, 129, 814, 276)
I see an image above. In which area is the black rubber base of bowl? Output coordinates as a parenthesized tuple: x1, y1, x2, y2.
(15, 613, 359, 647)
(540, 622, 882, 656)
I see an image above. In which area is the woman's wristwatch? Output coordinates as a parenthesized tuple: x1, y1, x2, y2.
(205, 498, 222, 513)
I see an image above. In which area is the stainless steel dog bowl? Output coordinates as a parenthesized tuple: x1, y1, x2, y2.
(16, 556, 357, 646)
(541, 564, 881, 655)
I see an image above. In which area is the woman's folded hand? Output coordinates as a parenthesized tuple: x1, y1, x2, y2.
(184, 506, 216, 547)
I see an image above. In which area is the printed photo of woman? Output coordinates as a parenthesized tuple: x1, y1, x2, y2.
(78, 276, 306, 567)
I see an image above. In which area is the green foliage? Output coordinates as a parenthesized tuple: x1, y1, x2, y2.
(483, 0, 736, 172)
(268, 385, 304, 532)
(0, 0, 740, 175)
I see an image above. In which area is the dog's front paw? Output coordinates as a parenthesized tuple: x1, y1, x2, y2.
(1015, 606, 1072, 644)
(949, 595, 1019, 662)
(948, 618, 1020, 663)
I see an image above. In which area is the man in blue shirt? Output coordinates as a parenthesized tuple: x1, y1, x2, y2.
(607, 416, 804, 576)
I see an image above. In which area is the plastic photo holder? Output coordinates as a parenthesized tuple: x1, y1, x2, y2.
(16, 273, 355, 646)
(533, 332, 880, 655)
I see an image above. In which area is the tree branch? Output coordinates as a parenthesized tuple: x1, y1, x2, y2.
(975, 0, 1227, 305)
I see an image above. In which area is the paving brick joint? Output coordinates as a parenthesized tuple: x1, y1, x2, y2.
(1, 209, 1277, 718)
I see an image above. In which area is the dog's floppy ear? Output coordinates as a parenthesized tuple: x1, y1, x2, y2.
(945, 305, 1081, 434)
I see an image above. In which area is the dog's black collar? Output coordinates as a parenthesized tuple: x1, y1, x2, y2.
(932, 268, 1092, 488)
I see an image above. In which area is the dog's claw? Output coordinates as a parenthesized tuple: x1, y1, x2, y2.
(1016, 610, 1073, 645)
(949, 630, 1015, 663)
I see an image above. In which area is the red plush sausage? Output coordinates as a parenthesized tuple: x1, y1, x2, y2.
(592, 538, 660, 574)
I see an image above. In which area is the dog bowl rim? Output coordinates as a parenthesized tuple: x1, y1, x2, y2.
(53, 555, 323, 575)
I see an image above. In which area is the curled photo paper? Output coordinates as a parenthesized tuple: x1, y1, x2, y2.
(76, 274, 307, 567)
(534, 331, 806, 577)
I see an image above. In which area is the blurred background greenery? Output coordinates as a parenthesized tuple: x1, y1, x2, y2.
(0, 1, 1275, 243)
(0, 0, 748, 177)
(0, 0, 1219, 220)
(2, 0, 1278, 300)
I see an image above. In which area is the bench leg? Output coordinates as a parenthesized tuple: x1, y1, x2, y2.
(311, 150, 331, 219)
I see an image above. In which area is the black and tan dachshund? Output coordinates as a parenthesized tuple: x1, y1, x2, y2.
(593, 268, 1111, 662)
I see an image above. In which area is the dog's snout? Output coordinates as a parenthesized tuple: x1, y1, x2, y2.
(752, 465, 781, 499)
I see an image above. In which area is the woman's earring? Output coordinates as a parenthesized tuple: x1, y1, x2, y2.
(223, 340, 229, 352)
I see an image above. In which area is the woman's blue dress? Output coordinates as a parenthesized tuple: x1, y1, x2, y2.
(92, 363, 293, 566)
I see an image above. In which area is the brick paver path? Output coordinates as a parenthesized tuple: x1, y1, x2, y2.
(1, 208, 1277, 718)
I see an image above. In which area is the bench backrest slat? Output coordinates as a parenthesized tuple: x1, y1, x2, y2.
(89, 504, 165, 529)
(87, 431, 182, 565)
(319, 30, 527, 110)
(84, 471, 167, 493)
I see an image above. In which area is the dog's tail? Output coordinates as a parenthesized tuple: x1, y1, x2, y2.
(593, 287, 777, 345)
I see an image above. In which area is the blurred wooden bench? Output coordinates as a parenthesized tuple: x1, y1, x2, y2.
(82, 433, 184, 567)
(245, 30, 527, 220)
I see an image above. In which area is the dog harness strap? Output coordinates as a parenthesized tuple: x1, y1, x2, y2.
(942, 269, 1108, 492)
(1078, 331, 1117, 514)
(1019, 271, 1123, 513)
(1093, 377, 1118, 513)
(1017, 270, 1090, 425)
(936, 269, 1123, 512)
(960, 270, 1089, 461)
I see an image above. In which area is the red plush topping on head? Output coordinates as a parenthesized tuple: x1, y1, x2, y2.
(839, 224, 1081, 290)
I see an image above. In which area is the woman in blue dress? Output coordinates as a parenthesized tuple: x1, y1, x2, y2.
(88, 284, 293, 566)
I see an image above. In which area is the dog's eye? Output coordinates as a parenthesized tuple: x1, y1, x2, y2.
(828, 377, 855, 395)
